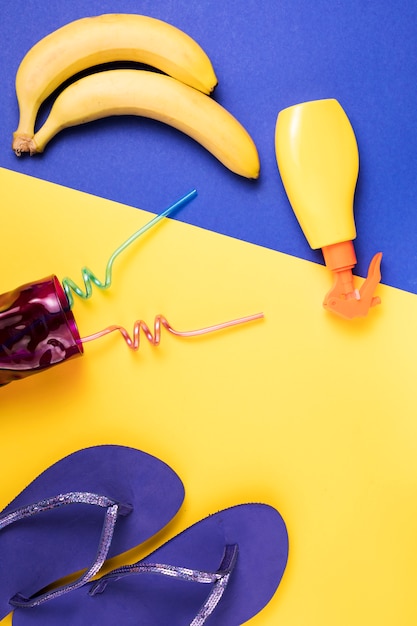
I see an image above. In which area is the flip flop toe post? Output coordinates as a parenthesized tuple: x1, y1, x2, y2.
(0, 445, 184, 618)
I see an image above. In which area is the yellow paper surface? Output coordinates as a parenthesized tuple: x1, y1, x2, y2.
(1, 167, 416, 625)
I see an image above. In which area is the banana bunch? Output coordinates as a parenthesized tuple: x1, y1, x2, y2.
(13, 14, 260, 178)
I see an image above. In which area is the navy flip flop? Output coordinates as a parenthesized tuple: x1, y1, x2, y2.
(0, 445, 184, 619)
(13, 503, 288, 625)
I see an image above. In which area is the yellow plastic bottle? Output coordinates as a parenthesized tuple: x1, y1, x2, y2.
(275, 98, 382, 319)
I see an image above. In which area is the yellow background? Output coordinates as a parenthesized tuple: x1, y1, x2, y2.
(1, 167, 416, 625)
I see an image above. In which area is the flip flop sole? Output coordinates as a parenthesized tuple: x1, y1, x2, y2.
(0, 444, 184, 619)
(14, 503, 288, 625)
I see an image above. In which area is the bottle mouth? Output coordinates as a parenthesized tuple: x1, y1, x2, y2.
(321, 240, 357, 272)
(52, 275, 84, 354)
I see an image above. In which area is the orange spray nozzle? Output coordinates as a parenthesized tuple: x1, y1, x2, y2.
(322, 241, 382, 319)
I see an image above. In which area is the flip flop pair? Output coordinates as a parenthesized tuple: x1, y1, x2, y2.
(1, 445, 289, 625)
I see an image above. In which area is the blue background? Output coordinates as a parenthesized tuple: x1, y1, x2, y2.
(2, 1, 417, 294)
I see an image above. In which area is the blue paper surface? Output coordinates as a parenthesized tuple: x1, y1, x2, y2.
(1, 0, 416, 293)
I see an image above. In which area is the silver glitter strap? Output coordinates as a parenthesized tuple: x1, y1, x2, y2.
(90, 543, 239, 625)
(2, 491, 132, 609)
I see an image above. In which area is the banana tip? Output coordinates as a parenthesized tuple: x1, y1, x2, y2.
(247, 162, 260, 180)
(210, 79, 219, 94)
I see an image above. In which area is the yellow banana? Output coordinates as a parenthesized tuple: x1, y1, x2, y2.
(13, 14, 217, 154)
(25, 69, 260, 179)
